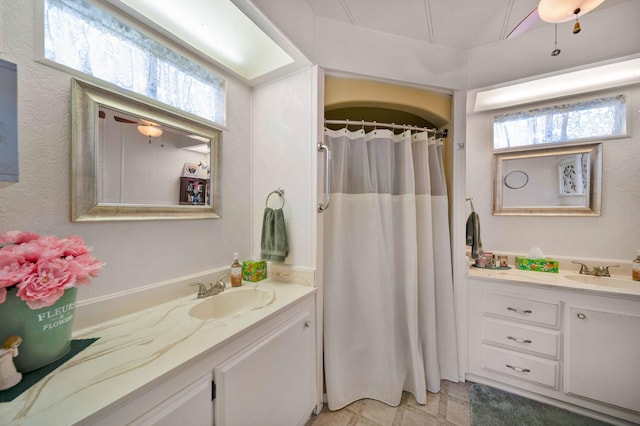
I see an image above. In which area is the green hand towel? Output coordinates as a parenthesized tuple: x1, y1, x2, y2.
(261, 207, 288, 263)
(465, 211, 483, 259)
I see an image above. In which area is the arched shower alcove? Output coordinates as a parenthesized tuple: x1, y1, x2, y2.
(324, 75, 454, 206)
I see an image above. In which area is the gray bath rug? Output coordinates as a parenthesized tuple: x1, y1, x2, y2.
(469, 384, 613, 426)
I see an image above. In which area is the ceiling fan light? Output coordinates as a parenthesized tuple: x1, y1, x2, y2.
(538, 0, 605, 23)
(137, 125, 163, 138)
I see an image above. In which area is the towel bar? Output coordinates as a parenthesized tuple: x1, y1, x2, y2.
(265, 188, 285, 209)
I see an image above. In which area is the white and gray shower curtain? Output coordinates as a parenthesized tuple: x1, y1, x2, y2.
(323, 128, 459, 410)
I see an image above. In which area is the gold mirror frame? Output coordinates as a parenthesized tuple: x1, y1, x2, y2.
(493, 143, 602, 216)
(71, 78, 221, 221)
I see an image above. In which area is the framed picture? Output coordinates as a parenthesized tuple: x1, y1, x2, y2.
(558, 154, 584, 196)
(182, 162, 200, 178)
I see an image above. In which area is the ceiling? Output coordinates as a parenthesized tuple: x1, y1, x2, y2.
(303, 0, 629, 51)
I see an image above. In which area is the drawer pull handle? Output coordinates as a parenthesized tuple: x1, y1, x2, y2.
(304, 320, 311, 328)
(507, 307, 532, 315)
(506, 364, 531, 373)
(507, 336, 532, 344)
(576, 313, 586, 320)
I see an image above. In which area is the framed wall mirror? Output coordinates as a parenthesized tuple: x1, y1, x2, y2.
(493, 143, 602, 216)
(71, 78, 221, 221)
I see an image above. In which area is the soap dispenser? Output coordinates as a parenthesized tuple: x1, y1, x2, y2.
(633, 250, 640, 282)
(231, 252, 242, 287)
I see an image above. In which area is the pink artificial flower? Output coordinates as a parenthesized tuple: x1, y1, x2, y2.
(0, 231, 105, 308)
(0, 248, 35, 288)
(66, 254, 105, 286)
(16, 257, 74, 309)
(0, 231, 39, 245)
(58, 235, 90, 257)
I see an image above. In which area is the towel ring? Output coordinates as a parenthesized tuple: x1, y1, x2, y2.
(265, 188, 285, 209)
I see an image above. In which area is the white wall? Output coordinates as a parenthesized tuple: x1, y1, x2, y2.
(250, 68, 317, 268)
(251, 0, 466, 90)
(466, 2, 640, 89)
(252, 0, 640, 268)
(0, 1, 253, 301)
(466, 84, 640, 262)
(312, 16, 466, 90)
(463, 1, 640, 264)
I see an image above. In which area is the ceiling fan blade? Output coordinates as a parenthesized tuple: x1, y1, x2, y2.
(113, 115, 139, 124)
(507, 8, 540, 39)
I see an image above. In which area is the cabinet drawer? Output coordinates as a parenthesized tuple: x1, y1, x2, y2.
(485, 292, 561, 328)
(481, 346, 559, 389)
(483, 317, 560, 358)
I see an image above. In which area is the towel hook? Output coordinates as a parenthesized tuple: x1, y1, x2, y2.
(466, 197, 475, 212)
(266, 188, 285, 209)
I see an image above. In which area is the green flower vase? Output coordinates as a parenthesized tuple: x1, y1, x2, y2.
(0, 286, 78, 373)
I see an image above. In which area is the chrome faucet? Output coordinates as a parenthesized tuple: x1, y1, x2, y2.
(571, 261, 619, 277)
(189, 275, 228, 299)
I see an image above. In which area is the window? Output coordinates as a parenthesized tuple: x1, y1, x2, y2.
(43, 0, 226, 125)
(493, 95, 627, 150)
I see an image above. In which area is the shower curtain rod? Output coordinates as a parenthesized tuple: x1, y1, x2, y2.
(324, 119, 448, 138)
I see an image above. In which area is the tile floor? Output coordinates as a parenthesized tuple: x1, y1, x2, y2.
(306, 380, 472, 426)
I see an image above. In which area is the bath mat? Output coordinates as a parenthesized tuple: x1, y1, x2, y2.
(0, 338, 99, 402)
(469, 384, 613, 425)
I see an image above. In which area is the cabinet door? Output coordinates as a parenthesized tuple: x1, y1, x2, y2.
(215, 311, 315, 426)
(565, 306, 640, 412)
(129, 373, 213, 426)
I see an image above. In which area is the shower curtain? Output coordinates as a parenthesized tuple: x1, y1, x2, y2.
(323, 127, 459, 410)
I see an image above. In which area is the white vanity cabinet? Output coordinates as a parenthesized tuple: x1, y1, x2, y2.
(214, 310, 315, 426)
(467, 276, 640, 425)
(129, 373, 213, 426)
(468, 287, 562, 390)
(86, 291, 317, 426)
(565, 305, 640, 412)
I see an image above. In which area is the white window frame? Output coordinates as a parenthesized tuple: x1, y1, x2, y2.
(492, 91, 631, 152)
(34, 0, 227, 128)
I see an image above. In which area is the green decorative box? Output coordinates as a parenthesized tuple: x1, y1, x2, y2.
(242, 260, 267, 282)
(515, 256, 559, 273)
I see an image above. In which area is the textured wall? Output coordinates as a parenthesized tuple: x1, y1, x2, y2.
(466, 84, 640, 262)
(251, 68, 316, 268)
(0, 1, 253, 301)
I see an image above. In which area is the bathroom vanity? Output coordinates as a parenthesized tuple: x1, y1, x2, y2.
(0, 280, 317, 426)
(467, 267, 640, 425)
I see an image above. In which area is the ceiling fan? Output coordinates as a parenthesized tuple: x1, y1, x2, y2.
(507, 0, 606, 47)
(99, 110, 164, 142)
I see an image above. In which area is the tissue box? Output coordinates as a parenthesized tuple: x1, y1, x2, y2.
(242, 260, 267, 282)
(515, 257, 559, 273)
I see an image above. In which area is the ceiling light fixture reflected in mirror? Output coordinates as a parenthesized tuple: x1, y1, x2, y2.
(137, 124, 163, 139)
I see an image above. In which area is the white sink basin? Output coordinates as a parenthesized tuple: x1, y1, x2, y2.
(189, 287, 276, 320)
(564, 274, 636, 288)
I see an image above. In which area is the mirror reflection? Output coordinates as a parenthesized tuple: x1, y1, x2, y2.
(71, 78, 221, 221)
(98, 107, 211, 206)
(493, 143, 602, 216)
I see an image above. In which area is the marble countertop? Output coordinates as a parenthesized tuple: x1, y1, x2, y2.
(0, 280, 316, 425)
(468, 265, 640, 298)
